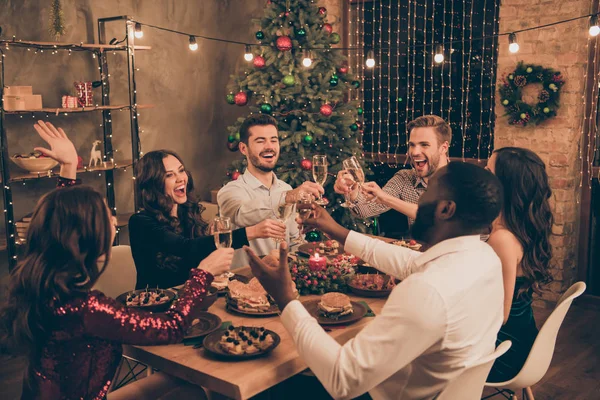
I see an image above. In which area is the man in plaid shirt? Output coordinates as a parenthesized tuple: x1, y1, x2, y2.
(335, 115, 451, 226)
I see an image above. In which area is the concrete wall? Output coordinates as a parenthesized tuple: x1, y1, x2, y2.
(0, 0, 266, 236)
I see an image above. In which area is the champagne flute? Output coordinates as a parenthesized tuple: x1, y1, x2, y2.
(340, 156, 365, 208)
(273, 192, 294, 244)
(213, 217, 232, 248)
(294, 192, 314, 244)
(312, 155, 328, 206)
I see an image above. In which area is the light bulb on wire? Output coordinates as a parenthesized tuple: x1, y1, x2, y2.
(365, 50, 375, 68)
(590, 15, 600, 36)
(302, 50, 312, 67)
(188, 36, 198, 51)
(134, 23, 143, 39)
(244, 45, 254, 62)
(508, 33, 520, 53)
(434, 45, 444, 64)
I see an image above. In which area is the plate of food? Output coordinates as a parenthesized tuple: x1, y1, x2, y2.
(348, 274, 398, 298)
(184, 312, 222, 340)
(302, 293, 367, 326)
(297, 239, 342, 257)
(117, 287, 176, 313)
(391, 239, 422, 251)
(202, 324, 280, 360)
(211, 272, 250, 295)
(225, 278, 280, 316)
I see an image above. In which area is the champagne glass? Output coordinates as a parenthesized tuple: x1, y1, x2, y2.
(312, 155, 328, 206)
(273, 192, 294, 244)
(294, 192, 314, 244)
(340, 156, 365, 208)
(213, 217, 232, 248)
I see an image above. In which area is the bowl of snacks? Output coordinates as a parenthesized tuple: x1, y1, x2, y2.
(348, 273, 398, 298)
(11, 151, 58, 173)
(117, 287, 176, 313)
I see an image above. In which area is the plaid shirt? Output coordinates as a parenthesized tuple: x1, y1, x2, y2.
(352, 168, 427, 225)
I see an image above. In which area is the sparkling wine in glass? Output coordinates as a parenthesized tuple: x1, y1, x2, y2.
(213, 217, 232, 248)
(273, 193, 294, 244)
(340, 156, 365, 208)
(312, 155, 328, 206)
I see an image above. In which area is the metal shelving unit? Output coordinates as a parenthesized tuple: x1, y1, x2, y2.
(0, 16, 149, 269)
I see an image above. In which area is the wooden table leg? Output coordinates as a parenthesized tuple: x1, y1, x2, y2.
(525, 387, 535, 400)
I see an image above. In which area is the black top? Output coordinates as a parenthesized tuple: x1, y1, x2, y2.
(128, 211, 249, 289)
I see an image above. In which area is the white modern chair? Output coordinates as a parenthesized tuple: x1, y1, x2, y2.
(92, 245, 137, 298)
(484, 281, 586, 400)
(436, 340, 512, 400)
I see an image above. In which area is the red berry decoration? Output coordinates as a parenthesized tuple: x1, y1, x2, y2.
(253, 55, 266, 68)
(231, 171, 241, 180)
(234, 91, 248, 106)
(338, 65, 349, 74)
(300, 159, 312, 170)
(409, 239, 417, 246)
(320, 104, 333, 117)
(319, 7, 327, 15)
(323, 23, 333, 34)
(276, 36, 293, 51)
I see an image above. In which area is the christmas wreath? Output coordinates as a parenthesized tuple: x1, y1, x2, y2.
(499, 62, 565, 126)
(289, 255, 357, 295)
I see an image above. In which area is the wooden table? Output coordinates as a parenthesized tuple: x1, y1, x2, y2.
(123, 268, 387, 400)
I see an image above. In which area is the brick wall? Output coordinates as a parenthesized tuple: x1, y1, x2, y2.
(495, 0, 591, 305)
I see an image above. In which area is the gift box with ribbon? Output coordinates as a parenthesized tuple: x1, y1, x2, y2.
(74, 81, 93, 107)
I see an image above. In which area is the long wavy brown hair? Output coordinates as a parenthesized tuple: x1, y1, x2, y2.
(0, 186, 113, 355)
(494, 147, 553, 297)
(135, 150, 208, 269)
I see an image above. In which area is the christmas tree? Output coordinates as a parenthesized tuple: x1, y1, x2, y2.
(224, 0, 370, 233)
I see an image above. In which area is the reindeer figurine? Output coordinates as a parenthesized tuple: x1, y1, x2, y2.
(89, 140, 103, 168)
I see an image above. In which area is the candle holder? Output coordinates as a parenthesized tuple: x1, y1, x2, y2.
(308, 252, 327, 271)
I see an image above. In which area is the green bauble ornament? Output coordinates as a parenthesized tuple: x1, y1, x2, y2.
(260, 103, 273, 114)
(329, 78, 338, 86)
(331, 33, 341, 44)
(226, 94, 235, 104)
(357, 107, 363, 115)
(352, 80, 360, 88)
(255, 31, 264, 40)
(228, 134, 236, 143)
(306, 230, 320, 242)
(331, 74, 338, 80)
(543, 107, 550, 113)
(350, 123, 359, 131)
(295, 27, 306, 38)
(303, 134, 314, 144)
(282, 75, 295, 86)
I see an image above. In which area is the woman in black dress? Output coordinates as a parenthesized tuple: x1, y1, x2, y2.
(485, 147, 553, 382)
(129, 150, 285, 289)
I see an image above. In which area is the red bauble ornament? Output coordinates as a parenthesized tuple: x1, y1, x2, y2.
(338, 66, 349, 74)
(227, 141, 240, 152)
(319, 7, 327, 15)
(300, 159, 312, 170)
(320, 104, 333, 117)
(276, 36, 293, 51)
(323, 23, 333, 34)
(253, 55, 266, 68)
(231, 171, 241, 180)
(234, 92, 248, 106)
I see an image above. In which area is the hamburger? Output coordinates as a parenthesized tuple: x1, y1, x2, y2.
(227, 278, 272, 312)
(318, 292, 353, 320)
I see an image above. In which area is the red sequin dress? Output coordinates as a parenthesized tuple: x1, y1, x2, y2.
(21, 267, 213, 400)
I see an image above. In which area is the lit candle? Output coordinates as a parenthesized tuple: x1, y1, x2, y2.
(308, 252, 327, 271)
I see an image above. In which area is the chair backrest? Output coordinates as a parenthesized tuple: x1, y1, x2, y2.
(436, 340, 512, 400)
(500, 281, 586, 390)
(92, 245, 137, 299)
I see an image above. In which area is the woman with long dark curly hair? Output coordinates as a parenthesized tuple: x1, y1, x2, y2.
(129, 150, 285, 289)
(0, 122, 211, 399)
(486, 147, 554, 382)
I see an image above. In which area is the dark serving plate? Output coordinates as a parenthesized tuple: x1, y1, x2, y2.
(202, 327, 280, 360)
(184, 312, 222, 340)
(301, 299, 367, 326)
(116, 289, 176, 313)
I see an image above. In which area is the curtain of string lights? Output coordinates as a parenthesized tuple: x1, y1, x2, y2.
(351, 0, 500, 163)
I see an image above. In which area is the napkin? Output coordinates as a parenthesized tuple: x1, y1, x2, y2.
(358, 301, 376, 317)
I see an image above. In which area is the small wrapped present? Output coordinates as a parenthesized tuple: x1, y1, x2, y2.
(74, 81, 93, 107)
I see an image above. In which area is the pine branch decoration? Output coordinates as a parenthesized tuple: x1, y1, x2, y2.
(49, 0, 66, 40)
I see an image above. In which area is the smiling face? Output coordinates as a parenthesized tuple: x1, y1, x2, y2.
(408, 127, 449, 179)
(240, 124, 280, 173)
(162, 155, 188, 205)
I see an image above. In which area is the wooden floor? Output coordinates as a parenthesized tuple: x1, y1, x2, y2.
(1, 303, 599, 399)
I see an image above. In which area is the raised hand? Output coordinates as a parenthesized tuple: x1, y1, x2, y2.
(33, 121, 78, 179)
(198, 248, 234, 277)
(247, 218, 286, 241)
(334, 170, 358, 197)
(296, 203, 350, 245)
(360, 181, 387, 203)
(285, 181, 324, 204)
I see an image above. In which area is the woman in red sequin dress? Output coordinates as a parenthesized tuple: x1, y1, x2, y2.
(0, 122, 216, 399)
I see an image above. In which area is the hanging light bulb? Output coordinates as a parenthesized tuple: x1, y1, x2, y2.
(434, 45, 444, 64)
(365, 50, 375, 68)
(244, 45, 254, 62)
(188, 36, 198, 51)
(590, 15, 600, 36)
(302, 50, 312, 67)
(508, 33, 520, 53)
(134, 23, 143, 39)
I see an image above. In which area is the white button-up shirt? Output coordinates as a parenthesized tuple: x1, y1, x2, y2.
(217, 169, 299, 268)
(281, 231, 504, 400)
